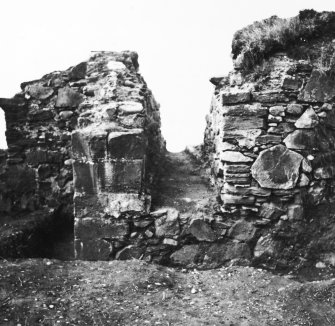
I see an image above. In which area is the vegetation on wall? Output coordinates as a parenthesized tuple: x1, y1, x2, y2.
(232, 9, 335, 72)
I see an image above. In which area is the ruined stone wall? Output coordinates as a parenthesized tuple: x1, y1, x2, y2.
(204, 54, 335, 266)
(0, 52, 165, 259)
(72, 52, 165, 260)
(0, 79, 75, 217)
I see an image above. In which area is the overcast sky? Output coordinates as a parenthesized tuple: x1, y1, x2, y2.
(0, 0, 335, 151)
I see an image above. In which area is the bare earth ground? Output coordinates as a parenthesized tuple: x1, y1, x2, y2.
(1, 259, 335, 325)
(1, 151, 335, 325)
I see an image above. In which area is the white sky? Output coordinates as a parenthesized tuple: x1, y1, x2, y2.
(0, 0, 334, 151)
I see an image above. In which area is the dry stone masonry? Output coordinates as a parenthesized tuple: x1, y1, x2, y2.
(71, 52, 164, 259)
(204, 51, 335, 267)
(0, 51, 165, 259)
(2, 12, 335, 269)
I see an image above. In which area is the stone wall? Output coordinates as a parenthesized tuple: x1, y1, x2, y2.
(0, 51, 165, 261)
(204, 53, 335, 267)
(71, 52, 165, 259)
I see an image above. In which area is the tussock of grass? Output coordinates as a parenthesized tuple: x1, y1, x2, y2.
(232, 9, 335, 72)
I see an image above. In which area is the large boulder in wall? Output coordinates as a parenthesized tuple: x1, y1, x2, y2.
(251, 144, 303, 189)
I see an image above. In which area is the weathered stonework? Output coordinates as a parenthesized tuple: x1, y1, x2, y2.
(204, 52, 335, 268)
(0, 51, 165, 261)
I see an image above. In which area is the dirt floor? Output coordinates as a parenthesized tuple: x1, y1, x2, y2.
(1, 259, 335, 325)
(1, 150, 335, 325)
(152, 149, 215, 214)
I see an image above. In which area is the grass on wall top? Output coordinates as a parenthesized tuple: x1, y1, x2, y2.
(232, 9, 335, 73)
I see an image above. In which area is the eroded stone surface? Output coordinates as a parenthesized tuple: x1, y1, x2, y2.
(56, 87, 84, 107)
(221, 103, 267, 116)
(259, 202, 285, 220)
(25, 84, 54, 100)
(220, 151, 253, 163)
(283, 130, 316, 150)
(294, 107, 319, 129)
(286, 104, 304, 115)
(221, 90, 251, 104)
(298, 70, 335, 102)
(170, 245, 199, 266)
(251, 145, 303, 189)
(203, 242, 252, 268)
(228, 220, 257, 242)
(189, 219, 216, 242)
(155, 208, 180, 238)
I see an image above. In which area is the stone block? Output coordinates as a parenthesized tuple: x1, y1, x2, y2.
(163, 238, 178, 246)
(298, 70, 335, 102)
(72, 129, 108, 161)
(55, 87, 84, 108)
(222, 129, 262, 149)
(47, 151, 63, 163)
(73, 194, 102, 218)
(69, 62, 87, 80)
(268, 114, 283, 123)
(89, 133, 108, 161)
(282, 77, 302, 91)
(118, 114, 146, 128)
(25, 84, 54, 100)
(267, 122, 295, 136)
(155, 208, 180, 238)
(26, 149, 48, 165)
(228, 220, 257, 242)
(259, 202, 285, 221)
(223, 164, 250, 173)
(254, 234, 280, 258)
(224, 173, 250, 184)
(220, 151, 253, 163)
(189, 219, 216, 242)
(217, 141, 237, 152)
(59, 110, 74, 120)
(107, 60, 127, 71)
(203, 242, 251, 268)
(298, 173, 310, 187)
(221, 90, 251, 104)
(295, 107, 319, 129)
(222, 116, 265, 131)
(74, 192, 149, 218)
(251, 145, 303, 189)
(4, 165, 36, 194)
(118, 101, 144, 114)
(256, 134, 282, 145)
(287, 204, 304, 221)
(221, 103, 267, 117)
(252, 91, 289, 103)
(223, 184, 271, 197)
(108, 130, 146, 159)
(97, 160, 143, 193)
(74, 238, 112, 260)
(73, 161, 97, 195)
(221, 193, 255, 205)
(27, 108, 54, 122)
(72, 130, 90, 160)
(269, 106, 285, 116)
(170, 245, 199, 266)
(74, 217, 130, 240)
(302, 159, 312, 173)
(286, 104, 304, 115)
(283, 130, 316, 150)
